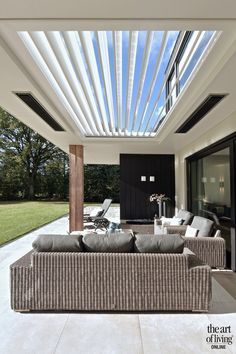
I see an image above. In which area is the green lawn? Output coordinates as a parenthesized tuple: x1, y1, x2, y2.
(0, 201, 69, 245)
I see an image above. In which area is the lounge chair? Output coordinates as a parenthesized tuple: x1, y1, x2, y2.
(84, 198, 112, 222)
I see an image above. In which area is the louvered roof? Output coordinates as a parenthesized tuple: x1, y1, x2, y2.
(18, 30, 216, 138)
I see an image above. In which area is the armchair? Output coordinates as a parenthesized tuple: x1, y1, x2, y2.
(164, 216, 226, 268)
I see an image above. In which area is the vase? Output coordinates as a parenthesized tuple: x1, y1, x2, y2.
(158, 201, 162, 218)
(163, 201, 166, 217)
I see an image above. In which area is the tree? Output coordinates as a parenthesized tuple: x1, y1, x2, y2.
(0, 107, 119, 202)
(0, 108, 68, 200)
(84, 165, 120, 202)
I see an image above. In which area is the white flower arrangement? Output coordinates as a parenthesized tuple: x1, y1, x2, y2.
(149, 194, 170, 203)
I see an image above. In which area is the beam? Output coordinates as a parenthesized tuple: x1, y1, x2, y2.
(69, 145, 84, 232)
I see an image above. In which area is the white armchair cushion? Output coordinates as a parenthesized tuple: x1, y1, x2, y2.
(170, 217, 183, 226)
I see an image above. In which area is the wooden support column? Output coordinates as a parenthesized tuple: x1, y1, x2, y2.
(69, 145, 84, 232)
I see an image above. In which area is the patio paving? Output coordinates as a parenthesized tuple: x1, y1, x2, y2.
(0, 208, 236, 354)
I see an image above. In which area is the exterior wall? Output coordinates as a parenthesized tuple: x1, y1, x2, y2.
(120, 154, 175, 220)
(175, 112, 236, 210)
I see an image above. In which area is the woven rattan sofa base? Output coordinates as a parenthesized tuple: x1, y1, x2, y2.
(11, 249, 211, 312)
(165, 226, 226, 268)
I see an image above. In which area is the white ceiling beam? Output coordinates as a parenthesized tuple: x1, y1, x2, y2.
(131, 31, 154, 133)
(125, 31, 138, 133)
(136, 31, 168, 133)
(113, 31, 123, 134)
(18, 31, 87, 135)
(80, 31, 111, 135)
(46, 31, 99, 136)
(62, 31, 105, 136)
(96, 31, 116, 133)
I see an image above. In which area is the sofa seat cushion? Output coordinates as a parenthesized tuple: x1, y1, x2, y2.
(32, 234, 84, 252)
(82, 232, 134, 253)
(134, 234, 185, 253)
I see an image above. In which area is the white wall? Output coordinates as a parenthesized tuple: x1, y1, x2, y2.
(175, 111, 236, 210)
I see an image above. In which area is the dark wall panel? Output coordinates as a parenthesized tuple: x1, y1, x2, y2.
(120, 154, 175, 220)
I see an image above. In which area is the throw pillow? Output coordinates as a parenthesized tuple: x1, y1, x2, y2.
(185, 225, 198, 237)
(32, 234, 84, 252)
(82, 232, 134, 253)
(170, 217, 183, 226)
(134, 234, 185, 253)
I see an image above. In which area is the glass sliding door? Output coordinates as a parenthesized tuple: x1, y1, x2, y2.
(189, 147, 232, 268)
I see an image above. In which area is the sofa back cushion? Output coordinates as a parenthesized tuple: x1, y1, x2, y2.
(134, 234, 185, 253)
(176, 209, 194, 225)
(32, 234, 84, 252)
(82, 232, 134, 253)
(191, 216, 214, 237)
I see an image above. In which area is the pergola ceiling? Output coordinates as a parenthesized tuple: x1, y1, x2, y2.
(0, 1, 236, 162)
(17, 30, 216, 138)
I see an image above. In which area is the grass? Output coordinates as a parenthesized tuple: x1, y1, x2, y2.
(0, 201, 69, 246)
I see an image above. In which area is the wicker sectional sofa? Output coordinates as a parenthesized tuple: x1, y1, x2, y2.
(165, 225, 226, 268)
(10, 233, 212, 312)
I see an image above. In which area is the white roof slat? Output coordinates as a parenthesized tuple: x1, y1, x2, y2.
(63, 31, 105, 135)
(136, 31, 168, 134)
(46, 31, 99, 136)
(97, 31, 116, 133)
(30, 31, 94, 135)
(113, 31, 123, 135)
(18, 31, 87, 135)
(131, 31, 154, 132)
(80, 31, 111, 136)
(125, 31, 138, 133)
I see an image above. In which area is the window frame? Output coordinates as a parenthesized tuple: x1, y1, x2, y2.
(165, 31, 193, 113)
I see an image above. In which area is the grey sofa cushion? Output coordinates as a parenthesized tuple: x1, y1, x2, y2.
(32, 234, 84, 252)
(191, 216, 214, 237)
(134, 234, 185, 253)
(82, 233, 133, 253)
(176, 209, 194, 225)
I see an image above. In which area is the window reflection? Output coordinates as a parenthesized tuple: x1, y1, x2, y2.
(190, 148, 231, 267)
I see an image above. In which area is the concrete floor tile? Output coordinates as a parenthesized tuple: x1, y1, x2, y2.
(0, 309, 69, 354)
(138, 313, 231, 354)
(55, 314, 143, 354)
